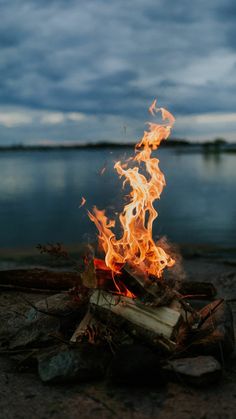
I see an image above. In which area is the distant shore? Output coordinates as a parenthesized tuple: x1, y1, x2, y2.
(0, 242, 236, 271)
(0, 139, 236, 153)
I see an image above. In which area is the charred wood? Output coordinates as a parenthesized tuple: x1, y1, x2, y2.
(121, 262, 176, 306)
(189, 299, 235, 359)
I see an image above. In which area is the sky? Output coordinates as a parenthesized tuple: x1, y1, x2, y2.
(1, 0, 236, 144)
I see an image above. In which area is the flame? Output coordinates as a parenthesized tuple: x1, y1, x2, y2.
(79, 196, 86, 208)
(88, 100, 175, 279)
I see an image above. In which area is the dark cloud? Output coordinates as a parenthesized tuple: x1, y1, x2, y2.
(0, 0, 236, 143)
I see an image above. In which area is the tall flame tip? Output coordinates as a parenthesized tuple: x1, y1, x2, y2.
(89, 100, 175, 280)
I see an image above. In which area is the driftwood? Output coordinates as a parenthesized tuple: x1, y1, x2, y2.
(0, 269, 81, 291)
(0, 267, 116, 292)
(90, 290, 182, 352)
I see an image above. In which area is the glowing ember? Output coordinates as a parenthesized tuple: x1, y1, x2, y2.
(88, 100, 175, 279)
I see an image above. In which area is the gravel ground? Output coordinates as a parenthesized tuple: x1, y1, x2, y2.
(0, 253, 236, 419)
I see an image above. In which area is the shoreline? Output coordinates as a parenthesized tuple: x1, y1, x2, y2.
(0, 141, 236, 153)
(1, 243, 236, 271)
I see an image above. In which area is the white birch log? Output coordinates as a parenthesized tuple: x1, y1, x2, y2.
(90, 290, 182, 351)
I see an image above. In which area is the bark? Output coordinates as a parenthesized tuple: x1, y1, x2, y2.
(0, 269, 81, 291)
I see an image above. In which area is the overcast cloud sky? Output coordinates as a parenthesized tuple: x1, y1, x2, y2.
(0, 0, 236, 144)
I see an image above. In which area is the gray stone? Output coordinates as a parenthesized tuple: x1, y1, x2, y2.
(26, 293, 83, 319)
(3, 293, 85, 349)
(9, 313, 61, 349)
(38, 343, 111, 383)
(164, 356, 222, 386)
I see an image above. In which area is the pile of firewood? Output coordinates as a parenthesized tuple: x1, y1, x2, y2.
(0, 263, 234, 387)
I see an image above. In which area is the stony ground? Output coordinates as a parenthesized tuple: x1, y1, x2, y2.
(0, 248, 236, 419)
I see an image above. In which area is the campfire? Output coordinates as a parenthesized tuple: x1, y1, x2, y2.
(0, 100, 234, 386)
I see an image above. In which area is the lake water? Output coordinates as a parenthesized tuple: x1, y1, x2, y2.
(0, 148, 235, 250)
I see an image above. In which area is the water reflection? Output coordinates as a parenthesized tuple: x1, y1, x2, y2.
(0, 149, 235, 248)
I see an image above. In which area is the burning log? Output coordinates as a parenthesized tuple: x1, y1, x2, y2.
(121, 262, 176, 306)
(90, 290, 182, 352)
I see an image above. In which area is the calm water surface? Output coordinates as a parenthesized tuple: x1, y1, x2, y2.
(0, 148, 235, 249)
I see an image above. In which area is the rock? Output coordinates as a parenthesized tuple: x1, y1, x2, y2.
(164, 356, 222, 386)
(9, 314, 61, 350)
(38, 343, 111, 383)
(0, 308, 27, 347)
(190, 299, 235, 358)
(27, 293, 86, 338)
(26, 293, 84, 319)
(108, 344, 163, 384)
(0, 301, 60, 350)
(6, 293, 85, 349)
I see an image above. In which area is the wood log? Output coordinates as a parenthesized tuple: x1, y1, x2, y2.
(178, 281, 217, 300)
(90, 290, 182, 352)
(0, 269, 81, 291)
(0, 267, 117, 292)
(121, 262, 175, 306)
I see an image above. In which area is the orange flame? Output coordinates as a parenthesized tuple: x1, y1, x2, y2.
(79, 196, 86, 208)
(88, 100, 175, 279)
